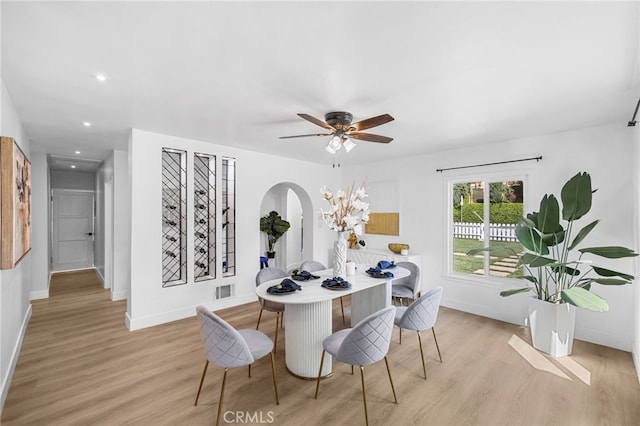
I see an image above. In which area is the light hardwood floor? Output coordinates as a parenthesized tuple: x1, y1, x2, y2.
(2, 269, 640, 425)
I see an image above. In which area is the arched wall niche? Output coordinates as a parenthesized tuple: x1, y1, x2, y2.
(259, 182, 314, 271)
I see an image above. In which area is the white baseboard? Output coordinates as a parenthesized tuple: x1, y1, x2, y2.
(574, 326, 631, 352)
(95, 268, 106, 288)
(1, 304, 32, 412)
(633, 343, 640, 384)
(30, 272, 51, 300)
(441, 297, 528, 327)
(126, 293, 257, 331)
(30, 289, 49, 300)
(442, 297, 632, 351)
(111, 291, 127, 301)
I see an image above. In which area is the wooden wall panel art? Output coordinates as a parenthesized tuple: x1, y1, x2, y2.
(1, 136, 32, 269)
(365, 212, 399, 236)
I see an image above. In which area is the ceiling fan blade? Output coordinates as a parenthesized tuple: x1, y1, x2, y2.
(297, 113, 335, 131)
(279, 133, 332, 139)
(351, 114, 394, 131)
(348, 132, 393, 143)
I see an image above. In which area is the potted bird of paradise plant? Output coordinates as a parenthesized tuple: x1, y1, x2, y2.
(468, 172, 637, 356)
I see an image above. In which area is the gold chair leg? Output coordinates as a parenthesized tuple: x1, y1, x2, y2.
(417, 331, 427, 379)
(351, 365, 354, 375)
(314, 350, 326, 398)
(270, 352, 280, 405)
(248, 364, 251, 378)
(384, 356, 398, 403)
(399, 328, 402, 344)
(340, 297, 346, 324)
(194, 360, 209, 406)
(256, 308, 264, 330)
(216, 368, 229, 426)
(432, 327, 442, 362)
(274, 312, 280, 353)
(359, 366, 369, 426)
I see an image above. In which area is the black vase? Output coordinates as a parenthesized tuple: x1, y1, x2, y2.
(267, 251, 276, 259)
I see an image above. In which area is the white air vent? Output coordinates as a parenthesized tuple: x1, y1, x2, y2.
(215, 284, 233, 300)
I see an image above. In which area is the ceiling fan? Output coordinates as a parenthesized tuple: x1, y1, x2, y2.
(279, 111, 394, 153)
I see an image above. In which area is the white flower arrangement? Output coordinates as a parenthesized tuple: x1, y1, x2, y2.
(320, 182, 370, 235)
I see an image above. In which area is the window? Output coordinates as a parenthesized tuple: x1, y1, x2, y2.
(450, 176, 525, 279)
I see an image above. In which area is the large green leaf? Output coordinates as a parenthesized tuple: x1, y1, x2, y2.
(561, 287, 609, 312)
(520, 215, 537, 228)
(519, 253, 555, 267)
(579, 246, 639, 259)
(591, 278, 631, 286)
(538, 194, 560, 233)
(500, 287, 532, 297)
(551, 265, 580, 276)
(515, 223, 549, 255)
(561, 172, 593, 221)
(568, 219, 599, 251)
(521, 275, 539, 284)
(592, 266, 634, 281)
(541, 227, 565, 247)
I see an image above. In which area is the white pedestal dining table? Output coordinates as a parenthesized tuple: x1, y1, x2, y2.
(255, 265, 408, 379)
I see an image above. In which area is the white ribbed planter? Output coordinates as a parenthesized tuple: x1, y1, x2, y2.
(528, 297, 576, 357)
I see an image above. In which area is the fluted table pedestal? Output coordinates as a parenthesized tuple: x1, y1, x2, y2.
(284, 300, 332, 378)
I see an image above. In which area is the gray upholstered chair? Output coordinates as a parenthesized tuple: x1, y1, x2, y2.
(255, 267, 288, 352)
(314, 306, 398, 426)
(300, 260, 345, 324)
(194, 306, 279, 426)
(394, 286, 443, 379)
(391, 261, 421, 306)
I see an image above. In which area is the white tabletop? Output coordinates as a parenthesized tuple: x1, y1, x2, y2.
(256, 265, 408, 305)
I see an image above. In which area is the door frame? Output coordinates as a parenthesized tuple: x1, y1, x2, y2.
(50, 188, 96, 272)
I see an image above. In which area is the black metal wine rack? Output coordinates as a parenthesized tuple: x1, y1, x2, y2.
(194, 153, 216, 281)
(162, 148, 188, 286)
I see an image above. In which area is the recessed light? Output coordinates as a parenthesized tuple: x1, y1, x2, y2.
(95, 73, 109, 82)
(70, 165, 76, 169)
(82, 121, 92, 127)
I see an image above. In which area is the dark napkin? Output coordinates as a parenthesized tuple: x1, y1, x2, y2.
(366, 267, 394, 278)
(321, 277, 350, 289)
(377, 260, 396, 269)
(291, 270, 320, 281)
(267, 278, 302, 294)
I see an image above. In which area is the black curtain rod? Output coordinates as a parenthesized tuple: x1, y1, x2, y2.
(436, 156, 542, 173)
(628, 97, 640, 127)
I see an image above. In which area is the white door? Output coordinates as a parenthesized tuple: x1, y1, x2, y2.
(52, 189, 95, 271)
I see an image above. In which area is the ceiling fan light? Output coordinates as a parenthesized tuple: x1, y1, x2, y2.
(329, 135, 342, 150)
(325, 143, 337, 154)
(342, 137, 356, 152)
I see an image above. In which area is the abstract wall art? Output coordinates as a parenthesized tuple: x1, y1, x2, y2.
(1, 136, 32, 269)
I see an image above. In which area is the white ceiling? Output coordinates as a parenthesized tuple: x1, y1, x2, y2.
(2, 1, 639, 168)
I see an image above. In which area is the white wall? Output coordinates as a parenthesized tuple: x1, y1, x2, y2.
(344, 122, 637, 351)
(126, 129, 338, 330)
(633, 123, 640, 379)
(0, 80, 32, 411)
(50, 169, 95, 190)
(95, 155, 114, 285)
(112, 150, 129, 301)
(29, 152, 49, 299)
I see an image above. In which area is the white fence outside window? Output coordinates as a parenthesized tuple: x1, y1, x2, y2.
(453, 222, 518, 242)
